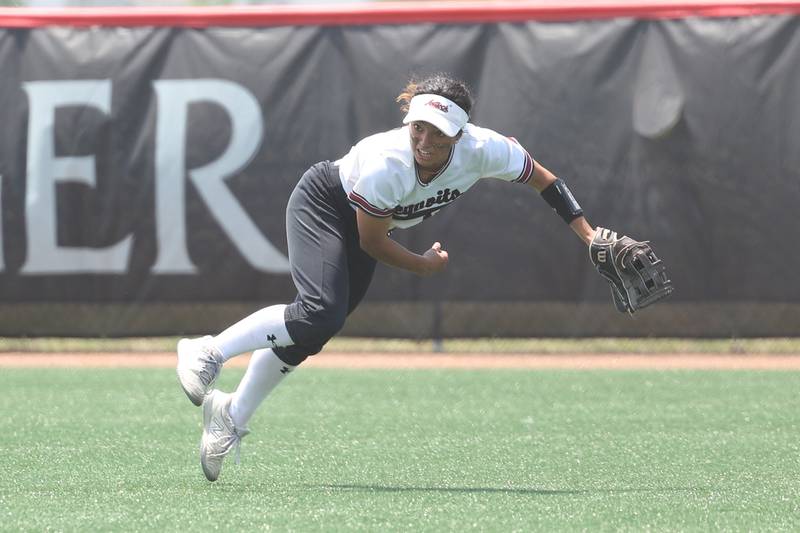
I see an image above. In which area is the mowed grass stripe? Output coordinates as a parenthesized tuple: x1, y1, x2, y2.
(2, 368, 799, 532)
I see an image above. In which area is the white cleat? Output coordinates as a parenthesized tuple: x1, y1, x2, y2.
(176, 336, 224, 406)
(200, 390, 249, 482)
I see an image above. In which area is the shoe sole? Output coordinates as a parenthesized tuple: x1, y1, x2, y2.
(177, 339, 205, 407)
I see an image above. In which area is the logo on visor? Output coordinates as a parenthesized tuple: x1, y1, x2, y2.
(425, 100, 450, 113)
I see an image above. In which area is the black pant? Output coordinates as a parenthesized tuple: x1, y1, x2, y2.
(274, 161, 377, 366)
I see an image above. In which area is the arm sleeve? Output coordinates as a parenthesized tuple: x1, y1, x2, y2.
(480, 132, 535, 185)
(348, 158, 403, 218)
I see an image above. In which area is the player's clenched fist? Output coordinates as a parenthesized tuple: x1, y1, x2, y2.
(420, 242, 449, 276)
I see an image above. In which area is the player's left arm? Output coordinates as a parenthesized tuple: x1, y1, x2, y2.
(527, 160, 595, 245)
(527, 158, 674, 313)
(492, 131, 673, 312)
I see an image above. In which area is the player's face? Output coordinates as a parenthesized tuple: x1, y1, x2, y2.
(408, 121, 460, 171)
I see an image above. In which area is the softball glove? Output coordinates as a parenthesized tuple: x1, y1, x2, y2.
(590, 227, 674, 314)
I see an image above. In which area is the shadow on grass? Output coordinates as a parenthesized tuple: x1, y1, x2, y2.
(303, 484, 704, 496)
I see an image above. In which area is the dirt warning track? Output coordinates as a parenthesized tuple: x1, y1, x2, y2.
(2, 352, 800, 369)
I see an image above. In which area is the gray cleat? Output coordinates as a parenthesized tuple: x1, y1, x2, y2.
(177, 336, 223, 406)
(200, 390, 250, 482)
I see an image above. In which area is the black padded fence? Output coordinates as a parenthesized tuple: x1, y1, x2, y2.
(0, 4, 798, 337)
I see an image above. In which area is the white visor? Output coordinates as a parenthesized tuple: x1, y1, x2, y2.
(402, 94, 469, 137)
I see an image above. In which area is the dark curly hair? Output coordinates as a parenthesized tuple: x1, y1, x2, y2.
(396, 74, 474, 116)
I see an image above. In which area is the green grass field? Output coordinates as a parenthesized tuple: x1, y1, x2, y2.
(3, 367, 800, 532)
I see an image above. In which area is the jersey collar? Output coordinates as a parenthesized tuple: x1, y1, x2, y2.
(415, 146, 454, 187)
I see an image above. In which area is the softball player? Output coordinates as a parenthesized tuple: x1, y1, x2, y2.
(177, 74, 595, 481)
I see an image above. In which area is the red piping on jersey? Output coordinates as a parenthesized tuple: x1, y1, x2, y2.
(348, 191, 393, 218)
(514, 150, 535, 185)
(507, 137, 534, 185)
(2, 1, 800, 28)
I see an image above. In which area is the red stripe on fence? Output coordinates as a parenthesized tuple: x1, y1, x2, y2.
(1, 0, 800, 28)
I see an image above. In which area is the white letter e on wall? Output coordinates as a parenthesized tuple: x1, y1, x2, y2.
(21, 80, 133, 274)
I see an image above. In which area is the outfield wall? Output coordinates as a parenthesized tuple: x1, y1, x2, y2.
(0, 1, 799, 337)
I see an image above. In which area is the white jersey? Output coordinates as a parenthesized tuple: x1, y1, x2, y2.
(335, 123, 534, 230)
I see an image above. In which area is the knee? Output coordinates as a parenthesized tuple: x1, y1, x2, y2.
(306, 307, 346, 344)
(286, 301, 347, 346)
(274, 344, 324, 366)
